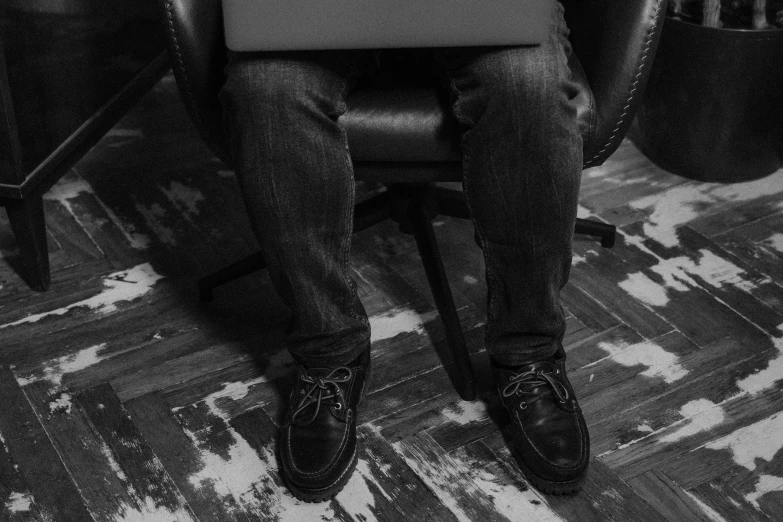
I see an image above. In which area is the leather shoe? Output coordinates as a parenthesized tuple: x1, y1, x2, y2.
(492, 345, 589, 494)
(279, 348, 371, 502)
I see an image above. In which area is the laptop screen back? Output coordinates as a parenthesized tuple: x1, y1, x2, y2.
(223, 0, 553, 51)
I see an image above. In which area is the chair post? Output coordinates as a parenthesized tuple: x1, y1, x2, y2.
(394, 184, 477, 401)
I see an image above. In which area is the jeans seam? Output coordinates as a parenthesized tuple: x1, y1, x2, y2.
(335, 77, 367, 332)
(448, 76, 499, 350)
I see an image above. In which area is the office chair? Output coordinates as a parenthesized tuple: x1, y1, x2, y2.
(159, 0, 666, 401)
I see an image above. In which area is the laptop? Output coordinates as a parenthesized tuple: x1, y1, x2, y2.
(222, 0, 552, 51)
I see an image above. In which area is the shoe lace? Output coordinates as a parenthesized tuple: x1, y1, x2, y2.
(290, 366, 352, 425)
(501, 367, 569, 408)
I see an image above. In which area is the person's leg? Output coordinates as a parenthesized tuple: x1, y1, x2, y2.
(434, 1, 582, 366)
(433, 1, 588, 494)
(219, 49, 377, 502)
(220, 50, 375, 368)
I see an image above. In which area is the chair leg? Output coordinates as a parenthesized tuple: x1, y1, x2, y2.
(6, 195, 51, 291)
(574, 217, 616, 247)
(198, 251, 266, 302)
(407, 194, 477, 401)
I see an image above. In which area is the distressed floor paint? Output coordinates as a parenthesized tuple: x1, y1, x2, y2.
(369, 306, 439, 343)
(1, 264, 164, 328)
(590, 339, 688, 384)
(3, 71, 783, 521)
(628, 171, 783, 248)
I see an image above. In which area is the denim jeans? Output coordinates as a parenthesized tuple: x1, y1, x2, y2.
(219, 1, 582, 367)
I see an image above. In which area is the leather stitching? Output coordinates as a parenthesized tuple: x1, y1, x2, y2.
(584, 0, 664, 167)
(285, 416, 352, 477)
(292, 443, 359, 493)
(161, 0, 223, 156)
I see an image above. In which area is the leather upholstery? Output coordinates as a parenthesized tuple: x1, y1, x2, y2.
(159, 0, 665, 171)
(562, 0, 666, 167)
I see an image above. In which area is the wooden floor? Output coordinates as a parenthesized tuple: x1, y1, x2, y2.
(1, 72, 783, 522)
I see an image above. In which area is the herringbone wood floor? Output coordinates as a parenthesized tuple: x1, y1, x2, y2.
(1, 72, 782, 521)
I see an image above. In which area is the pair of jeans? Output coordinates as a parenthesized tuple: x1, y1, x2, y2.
(219, 1, 583, 367)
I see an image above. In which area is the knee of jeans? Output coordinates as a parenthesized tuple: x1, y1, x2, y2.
(221, 58, 345, 118)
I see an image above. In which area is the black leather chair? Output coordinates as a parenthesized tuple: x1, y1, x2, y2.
(159, 0, 666, 401)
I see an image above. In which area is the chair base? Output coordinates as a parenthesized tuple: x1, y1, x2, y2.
(199, 184, 616, 401)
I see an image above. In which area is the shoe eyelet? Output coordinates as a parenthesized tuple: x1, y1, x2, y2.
(519, 402, 528, 410)
(333, 403, 342, 411)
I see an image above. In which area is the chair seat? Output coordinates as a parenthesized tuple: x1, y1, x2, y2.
(340, 54, 593, 165)
(342, 88, 462, 163)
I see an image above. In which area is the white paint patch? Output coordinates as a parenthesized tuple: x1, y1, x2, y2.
(603, 487, 624, 503)
(635, 422, 653, 433)
(595, 340, 688, 383)
(95, 440, 196, 521)
(463, 275, 479, 285)
(736, 337, 783, 395)
(467, 465, 561, 522)
(185, 425, 270, 516)
(395, 441, 560, 522)
(113, 497, 195, 522)
(135, 202, 177, 247)
(572, 250, 599, 266)
(744, 474, 783, 510)
(629, 171, 783, 248)
(1, 264, 164, 329)
(45, 176, 93, 203)
(201, 377, 268, 422)
(15, 343, 108, 387)
(160, 182, 205, 221)
(576, 204, 599, 219)
(5, 492, 33, 513)
(704, 413, 783, 470)
(335, 458, 391, 522)
(442, 400, 488, 425)
(659, 399, 725, 443)
(184, 419, 336, 520)
(394, 444, 477, 522)
(683, 491, 730, 522)
(49, 392, 73, 415)
(181, 380, 337, 519)
(99, 440, 129, 483)
(763, 232, 783, 253)
(620, 248, 767, 307)
(619, 271, 670, 306)
(654, 250, 764, 293)
(369, 307, 438, 343)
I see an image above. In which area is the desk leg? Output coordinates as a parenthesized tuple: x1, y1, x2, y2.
(6, 195, 50, 291)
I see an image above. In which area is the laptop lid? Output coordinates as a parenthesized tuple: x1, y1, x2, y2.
(223, 0, 553, 51)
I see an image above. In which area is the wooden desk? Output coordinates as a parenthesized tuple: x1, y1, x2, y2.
(0, 1, 169, 290)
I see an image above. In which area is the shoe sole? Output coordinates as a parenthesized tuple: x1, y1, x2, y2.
(511, 444, 586, 495)
(282, 356, 373, 503)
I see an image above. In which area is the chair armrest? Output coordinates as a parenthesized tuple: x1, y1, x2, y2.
(563, 0, 666, 167)
(158, 0, 231, 165)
